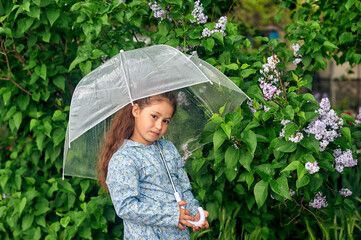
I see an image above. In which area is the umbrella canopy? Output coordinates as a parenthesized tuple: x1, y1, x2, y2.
(63, 44, 249, 179)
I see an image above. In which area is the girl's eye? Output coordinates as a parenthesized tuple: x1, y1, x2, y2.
(151, 115, 157, 119)
(163, 119, 170, 124)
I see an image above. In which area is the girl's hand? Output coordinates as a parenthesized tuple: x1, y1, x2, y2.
(178, 201, 195, 230)
(192, 210, 209, 232)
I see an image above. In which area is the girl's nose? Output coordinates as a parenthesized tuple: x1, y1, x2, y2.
(155, 120, 162, 130)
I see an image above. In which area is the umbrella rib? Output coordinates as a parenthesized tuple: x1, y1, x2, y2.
(118, 53, 134, 105)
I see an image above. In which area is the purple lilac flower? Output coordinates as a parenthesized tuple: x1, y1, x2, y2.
(304, 97, 343, 151)
(339, 188, 352, 197)
(333, 148, 358, 173)
(309, 192, 328, 209)
(305, 161, 320, 174)
(190, 0, 208, 24)
(356, 107, 361, 125)
(201, 16, 227, 38)
(292, 43, 302, 65)
(289, 131, 304, 143)
(247, 99, 269, 114)
(279, 120, 291, 137)
(149, 1, 171, 20)
(2, 193, 10, 199)
(289, 189, 295, 197)
(258, 55, 282, 101)
(177, 91, 190, 106)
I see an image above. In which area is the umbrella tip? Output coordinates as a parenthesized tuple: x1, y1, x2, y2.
(119, 49, 124, 53)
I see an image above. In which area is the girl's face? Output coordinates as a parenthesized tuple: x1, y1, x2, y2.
(131, 99, 174, 145)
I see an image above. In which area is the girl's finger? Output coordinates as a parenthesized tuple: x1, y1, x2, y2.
(178, 223, 186, 230)
(183, 215, 195, 221)
(178, 201, 188, 207)
(183, 209, 191, 216)
(204, 210, 209, 218)
(180, 219, 195, 228)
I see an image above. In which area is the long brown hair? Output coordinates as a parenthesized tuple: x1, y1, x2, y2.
(97, 92, 177, 192)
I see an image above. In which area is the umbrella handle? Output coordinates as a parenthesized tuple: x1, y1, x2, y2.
(174, 192, 206, 227)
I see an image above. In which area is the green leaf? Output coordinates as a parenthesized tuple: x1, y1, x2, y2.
(309, 173, 323, 192)
(302, 93, 317, 103)
(13, 112, 22, 130)
(53, 75, 65, 91)
(270, 175, 291, 200)
(22, 214, 34, 231)
(241, 130, 257, 156)
(52, 128, 65, 147)
(300, 135, 319, 153)
(254, 180, 268, 208)
(225, 63, 238, 70)
(3, 91, 11, 105)
(302, 55, 312, 68)
(52, 110, 66, 121)
(60, 216, 71, 228)
(225, 146, 240, 170)
(296, 175, 310, 189)
(220, 121, 232, 139)
(68, 55, 88, 72)
(241, 69, 257, 78)
(255, 164, 274, 182)
(35, 63, 47, 80)
(202, 38, 215, 51)
(239, 149, 252, 171)
(212, 32, 224, 45)
(281, 161, 301, 172)
(192, 158, 205, 174)
(213, 128, 227, 152)
(46, 8, 60, 26)
(16, 94, 30, 110)
(346, 0, 356, 10)
(339, 32, 355, 45)
(273, 138, 297, 153)
(341, 127, 351, 142)
(323, 41, 338, 49)
(18, 197, 27, 216)
(284, 122, 298, 139)
(166, 0, 182, 7)
(36, 133, 45, 151)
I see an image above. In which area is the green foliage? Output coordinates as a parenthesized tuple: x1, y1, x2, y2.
(1, 0, 360, 239)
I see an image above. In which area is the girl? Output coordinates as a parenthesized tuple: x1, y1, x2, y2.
(97, 92, 209, 239)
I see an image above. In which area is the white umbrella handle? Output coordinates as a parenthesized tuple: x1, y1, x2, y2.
(174, 192, 206, 227)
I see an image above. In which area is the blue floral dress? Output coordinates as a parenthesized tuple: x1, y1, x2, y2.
(106, 139, 200, 240)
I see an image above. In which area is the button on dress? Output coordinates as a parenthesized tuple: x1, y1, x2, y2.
(106, 139, 200, 239)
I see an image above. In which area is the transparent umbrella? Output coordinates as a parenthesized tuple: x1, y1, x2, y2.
(63, 44, 249, 179)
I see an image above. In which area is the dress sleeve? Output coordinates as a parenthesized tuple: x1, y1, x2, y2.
(106, 153, 180, 227)
(171, 144, 200, 216)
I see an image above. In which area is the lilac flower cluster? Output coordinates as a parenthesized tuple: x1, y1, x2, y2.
(304, 98, 343, 151)
(2, 193, 10, 199)
(292, 43, 302, 65)
(176, 45, 198, 53)
(279, 119, 291, 137)
(305, 161, 320, 174)
(309, 192, 328, 209)
(289, 189, 295, 197)
(356, 107, 361, 125)
(201, 16, 227, 38)
(177, 91, 190, 106)
(190, 0, 208, 24)
(246, 99, 270, 114)
(258, 55, 282, 101)
(339, 188, 352, 197)
(333, 148, 358, 173)
(289, 131, 304, 143)
(149, 1, 171, 20)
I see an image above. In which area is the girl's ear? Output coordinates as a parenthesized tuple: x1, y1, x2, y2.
(132, 104, 140, 117)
